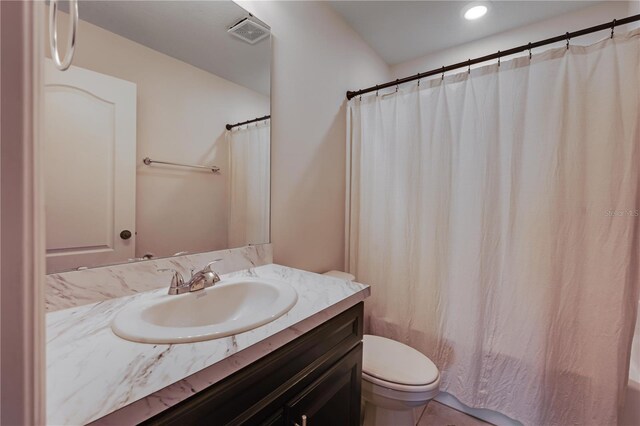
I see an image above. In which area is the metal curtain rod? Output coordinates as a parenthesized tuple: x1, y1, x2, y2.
(346, 14, 640, 100)
(143, 157, 220, 173)
(226, 115, 271, 130)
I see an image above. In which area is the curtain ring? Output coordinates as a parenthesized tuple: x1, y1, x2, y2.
(611, 19, 616, 39)
(528, 42, 532, 60)
(468, 59, 471, 74)
(566, 32, 570, 49)
(49, 0, 79, 71)
(375, 85, 379, 96)
(441, 66, 445, 81)
(416, 73, 421, 87)
(395, 79, 399, 93)
(497, 51, 501, 67)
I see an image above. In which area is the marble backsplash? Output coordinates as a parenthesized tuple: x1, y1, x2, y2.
(45, 244, 272, 312)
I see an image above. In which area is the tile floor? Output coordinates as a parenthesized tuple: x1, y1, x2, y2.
(416, 401, 494, 426)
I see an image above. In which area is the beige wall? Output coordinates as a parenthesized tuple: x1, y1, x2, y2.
(238, 1, 390, 273)
(392, 2, 637, 78)
(50, 1, 627, 273)
(46, 11, 270, 259)
(237, 1, 636, 274)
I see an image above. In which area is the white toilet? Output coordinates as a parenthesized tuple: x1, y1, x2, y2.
(322, 271, 441, 426)
(362, 335, 440, 426)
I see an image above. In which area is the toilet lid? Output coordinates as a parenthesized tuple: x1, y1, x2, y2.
(362, 335, 439, 386)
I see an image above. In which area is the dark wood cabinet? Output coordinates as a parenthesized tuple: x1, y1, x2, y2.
(285, 344, 361, 426)
(142, 302, 363, 426)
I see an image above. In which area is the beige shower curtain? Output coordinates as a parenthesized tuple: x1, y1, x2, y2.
(347, 30, 640, 425)
(227, 122, 270, 248)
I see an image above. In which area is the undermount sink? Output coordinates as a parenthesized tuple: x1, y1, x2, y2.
(111, 277, 298, 344)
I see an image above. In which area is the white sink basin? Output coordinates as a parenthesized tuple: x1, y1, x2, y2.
(111, 277, 298, 344)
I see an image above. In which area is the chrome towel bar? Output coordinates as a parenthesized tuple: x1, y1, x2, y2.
(142, 157, 220, 173)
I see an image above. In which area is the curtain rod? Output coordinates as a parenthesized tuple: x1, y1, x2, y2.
(346, 14, 640, 100)
(226, 115, 271, 130)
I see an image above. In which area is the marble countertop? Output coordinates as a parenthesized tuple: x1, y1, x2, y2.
(46, 264, 370, 425)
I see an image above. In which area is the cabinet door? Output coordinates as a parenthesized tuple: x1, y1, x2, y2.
(286, 344, 362, 426)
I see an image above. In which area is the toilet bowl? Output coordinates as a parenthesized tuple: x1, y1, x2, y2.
(320, 271, 440, 426)
(362, 335, 440, 426)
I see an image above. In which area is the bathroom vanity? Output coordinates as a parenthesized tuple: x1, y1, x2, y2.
(144, 303, 363, 425)
(46, 264, 370, 425)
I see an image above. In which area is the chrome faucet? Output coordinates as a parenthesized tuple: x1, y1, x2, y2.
(159, 259, 222, 295)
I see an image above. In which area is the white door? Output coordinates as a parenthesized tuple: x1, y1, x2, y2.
(44, 60, 137, 273)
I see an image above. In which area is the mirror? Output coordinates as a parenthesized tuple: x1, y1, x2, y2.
(43, 1, 271, 273)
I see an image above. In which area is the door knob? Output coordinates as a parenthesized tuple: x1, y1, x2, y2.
(120, 230, 132, 240)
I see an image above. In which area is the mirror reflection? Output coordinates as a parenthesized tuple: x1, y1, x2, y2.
(43, 0, 271, 273)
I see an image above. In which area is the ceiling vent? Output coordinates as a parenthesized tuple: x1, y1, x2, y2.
(228, 17, 270, 45)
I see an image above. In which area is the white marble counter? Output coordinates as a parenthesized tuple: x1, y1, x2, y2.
(46, 264, 370, 425)
(46, 244, 272, 312)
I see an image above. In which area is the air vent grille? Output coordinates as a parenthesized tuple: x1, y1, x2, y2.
(228, 18, 270, 45)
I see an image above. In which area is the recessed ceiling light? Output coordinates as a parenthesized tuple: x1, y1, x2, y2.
(463, 4, 488, 21)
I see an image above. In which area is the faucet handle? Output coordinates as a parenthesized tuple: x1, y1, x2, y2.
(202, 259, 223, 285)
(203, 258, 223, 273)
(158, 268, 185, 294)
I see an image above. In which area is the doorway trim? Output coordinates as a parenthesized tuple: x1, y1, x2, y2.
(0, 1, 45, 424)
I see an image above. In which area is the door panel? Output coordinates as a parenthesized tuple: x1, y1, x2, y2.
(44, 60, 136, 272)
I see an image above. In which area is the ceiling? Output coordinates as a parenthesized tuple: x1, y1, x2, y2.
(74, 1, 271, 95)
(329, 1, 605, 65)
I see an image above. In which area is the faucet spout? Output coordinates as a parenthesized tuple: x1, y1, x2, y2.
(161, 259, 223, 295)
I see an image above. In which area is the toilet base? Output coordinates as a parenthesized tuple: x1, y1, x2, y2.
(363, 401, 422, 426)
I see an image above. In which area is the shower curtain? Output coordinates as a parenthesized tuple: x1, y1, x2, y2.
(347, 30, 640, 425)
(227, 122, 270, 247)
